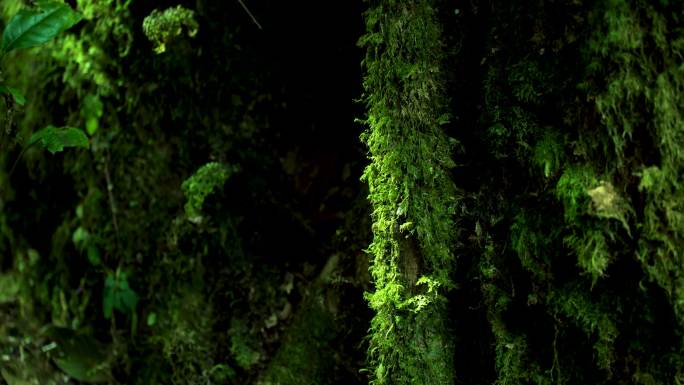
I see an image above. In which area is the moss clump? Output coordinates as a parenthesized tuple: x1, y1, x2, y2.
(260, 295, 335, 385)
(149, 287, 226, 385)
(549, 285, 618, 373)
(142, 5, 198, 54)
(181, 162, 236, 224)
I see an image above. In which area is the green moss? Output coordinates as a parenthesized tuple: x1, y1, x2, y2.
(549, 285, 618, 373)
(181, 162, 236, 224)
(586, 0, 684, 319)
(359, 0, 457, 383)
(510, 212, 555, 282)
(532, 131, 565, 178)
(142, 5, 198, 54)
(480, 244, 553, 385)
(260, 295, 335, 385)
(555, 165, 631, 282)
(229, 318, 261, 370)
(149, 287, 221, 385)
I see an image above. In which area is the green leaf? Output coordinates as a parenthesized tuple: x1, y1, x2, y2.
(0, 84, 25, 105)
(81, 94, 103, 135)
(44, 326, 111, 383)
(28, 125, 89, 154)
(72, 226, 89, 250)
(87, 244, 101, 266)
(146, 312, 157, 326)
(119, 287, 139, 312)
(103, 271, 138, 319)
(1, 1, 81, 55)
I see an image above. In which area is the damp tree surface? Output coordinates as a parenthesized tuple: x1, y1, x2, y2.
(2, 1, 684, 384)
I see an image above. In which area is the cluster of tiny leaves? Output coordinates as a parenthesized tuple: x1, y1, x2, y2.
(142, 5, 198, 54)
(181, 162, 236, 223)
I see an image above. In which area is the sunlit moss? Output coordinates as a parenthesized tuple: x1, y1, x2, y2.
(359, 0, 457, 383)
(142, 5, 198, 54)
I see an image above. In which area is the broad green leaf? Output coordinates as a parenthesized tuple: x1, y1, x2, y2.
(0, 84, 25, 105)
(53, 358, 110, 384)
(44, 326, 111, 383)
(28, 125, 89, 154)
(1, 1, 81, 55)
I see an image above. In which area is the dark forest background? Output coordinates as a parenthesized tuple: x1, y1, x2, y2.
(2, 0, 684, 384)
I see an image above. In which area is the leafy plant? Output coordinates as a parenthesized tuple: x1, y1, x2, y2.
(0, 1, 80, 55)
(103, 271, 138, 319)
(28, 125, 89, 154)
(0, 2, 87, 176)
(0, 84, 24, 105)
(0, 1, 81, 104)
(43, 326, 112, 383)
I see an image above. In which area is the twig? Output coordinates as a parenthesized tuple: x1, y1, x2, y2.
(103, 152, 120, 238)
(7, 145, 26, 178)
(236, 0, 263, 30)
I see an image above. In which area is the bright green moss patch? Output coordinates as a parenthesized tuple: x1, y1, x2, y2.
(359, 0, 457, 383)
(142, 5, 198, 54)
(182, 162, 236, 223)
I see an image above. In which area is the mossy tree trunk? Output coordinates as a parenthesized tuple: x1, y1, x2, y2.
(359, 0, 458, 383)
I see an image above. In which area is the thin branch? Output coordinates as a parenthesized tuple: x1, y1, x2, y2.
(236, 0, 263, 30)
(103, 151, 120, 239)
(7, 145, 27, 178)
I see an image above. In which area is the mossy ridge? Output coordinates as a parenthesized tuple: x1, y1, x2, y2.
(508, 0, 684, 382)
(583, 0, 684, 320)
(480, 241, 545, 385)
(462, 1, 637, 383)
(359, 0, 457, 383)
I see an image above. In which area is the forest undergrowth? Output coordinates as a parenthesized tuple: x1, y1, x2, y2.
(2, 0, 684, 384)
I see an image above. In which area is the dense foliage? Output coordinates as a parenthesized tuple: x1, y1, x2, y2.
(2, 0, 684, 384)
